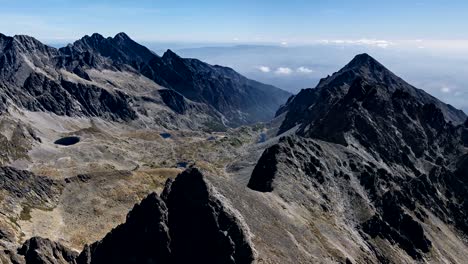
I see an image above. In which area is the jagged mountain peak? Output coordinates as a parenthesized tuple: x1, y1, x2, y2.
(75, 33, 106, 45)
(0, 33, 13, 46)
(12, 34, 41, 42)
(0, 33, 55, 55)
(317, 53, 402, 93)
(344, 53, 382, 69)
(81, 32, 130, 42)
(75, 33, 113, 45)
(113, 32, 131, 41)
(345, 53, 398, 80)
(278, 52, 467, 163)
(280, 53, 466, 135)
(89, 32, 105, 40)
(0, 33, 13, 52)
(12, 35, 55, 52)
(161, 49, 184, 66)
(64, 32, 155, 65)
(162, 49, 180, 60)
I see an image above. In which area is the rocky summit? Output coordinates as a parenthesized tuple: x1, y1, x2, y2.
(1, 30, 468, 264)
(249, 54, 468, 262)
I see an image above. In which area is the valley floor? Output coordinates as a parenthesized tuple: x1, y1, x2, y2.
(0, 108, 266, 252)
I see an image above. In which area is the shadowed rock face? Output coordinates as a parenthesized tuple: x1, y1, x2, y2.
(18, 237, 78, 264)
(0, 34, 139, 122)
(76, 193, 171, 264)
(0, 120, 41, 165)
(0, 167, 63, 210)
(247, 144, 281, 192)
(457, 155, 468, 183)
(60, 80, 137, 121)
(166, 169, 255, 264)
(21, 73, 78, 116)
(248, 54, 468, 262)
(463, 119, 468, 147)
(140, 50, 290, 126)
(158, 89, 188, 115)
(18, 72, 136, 121)
(361, 191, 432, 260)
(18, 73, 136, 121)
(9, 169, 254, 264)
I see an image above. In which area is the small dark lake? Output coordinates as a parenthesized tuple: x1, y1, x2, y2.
(177, 162, 189, 168)
(160, 133, 172, 139)
(54, 136, 80, 146)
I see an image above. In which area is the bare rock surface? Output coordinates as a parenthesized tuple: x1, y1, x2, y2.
(246, 54, 468, 263)
(1, 168, 255, 264)
(75, 193, 171, 264)
(18, 237, 78, 264)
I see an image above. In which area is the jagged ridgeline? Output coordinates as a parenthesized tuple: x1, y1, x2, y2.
(249, 54, 468, 263)
(0, 33, 290, 128)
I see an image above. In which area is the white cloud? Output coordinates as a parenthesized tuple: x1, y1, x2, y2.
(319, 39, 394, 48)
(275, 67, 293, 75)
(280, 41, 288, 46)
(256, 66, 271, 73)
(441, 86, 452, 93)
(297, 66, 314, 74)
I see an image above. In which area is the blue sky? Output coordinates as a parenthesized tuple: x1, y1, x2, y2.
(1, 0, 468, 44)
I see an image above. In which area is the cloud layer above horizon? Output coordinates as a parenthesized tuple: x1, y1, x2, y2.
(257, 66, 315, 76)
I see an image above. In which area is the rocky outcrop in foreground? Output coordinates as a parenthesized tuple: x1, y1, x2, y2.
(6, 168, 255, 264)
(76, 192, 171, 264)
(18, 237, 78, 264)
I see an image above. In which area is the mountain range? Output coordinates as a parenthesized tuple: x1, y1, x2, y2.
(0, 32, 467, 264)
(0, 32, 290, 129)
